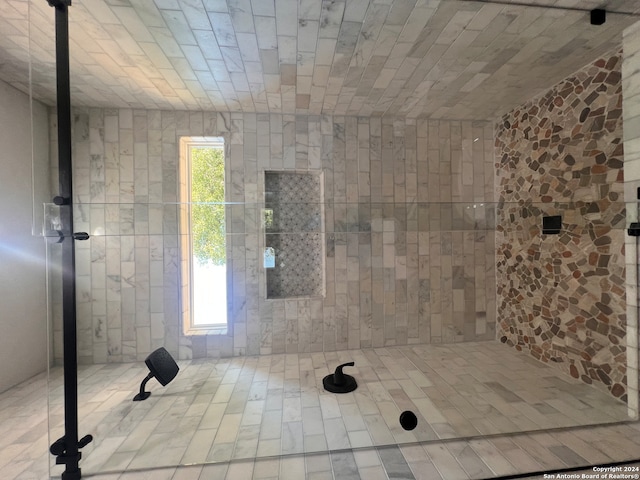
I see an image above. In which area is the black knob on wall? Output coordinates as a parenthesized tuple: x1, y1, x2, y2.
(590, 9, 606, 26)
(542, 215, 562, 235)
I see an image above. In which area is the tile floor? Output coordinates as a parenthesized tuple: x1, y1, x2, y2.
(2, 341, 639, 479)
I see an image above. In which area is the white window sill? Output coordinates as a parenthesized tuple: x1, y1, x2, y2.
(184, 326, 228, 336)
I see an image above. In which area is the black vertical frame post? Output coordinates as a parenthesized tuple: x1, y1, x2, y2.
(47, 1, 92, 478)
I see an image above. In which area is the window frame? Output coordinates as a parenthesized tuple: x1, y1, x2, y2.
(178, 136, 229, 336)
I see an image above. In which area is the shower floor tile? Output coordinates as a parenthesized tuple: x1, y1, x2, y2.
(42, 341, 630, 475)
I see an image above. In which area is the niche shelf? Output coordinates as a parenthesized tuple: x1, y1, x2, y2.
(264, 171, 324, 299)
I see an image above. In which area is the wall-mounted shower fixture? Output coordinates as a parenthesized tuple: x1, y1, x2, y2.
(628, 188, 640, 236)
(591, 8, 606, 25)
(323, 362, 358, 393)
(133, 347, 180, 401)
(542, 215, 562, 235)
(628, 222, 640, 236)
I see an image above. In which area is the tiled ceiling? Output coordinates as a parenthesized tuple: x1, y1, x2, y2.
(1, 0, 640, 119)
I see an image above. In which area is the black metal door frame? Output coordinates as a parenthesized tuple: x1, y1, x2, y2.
(46, 1, 92, 479)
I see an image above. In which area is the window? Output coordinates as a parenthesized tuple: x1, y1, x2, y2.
(179, 136, 227, 334)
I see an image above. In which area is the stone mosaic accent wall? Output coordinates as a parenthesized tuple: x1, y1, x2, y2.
(50, 111, 496, 364)
(495, 50, 627, 400)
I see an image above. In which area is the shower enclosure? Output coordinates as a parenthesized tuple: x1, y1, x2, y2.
(14, 0, 640, 477)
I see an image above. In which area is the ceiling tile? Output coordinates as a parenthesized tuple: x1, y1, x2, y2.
(0, 0, 638, 120)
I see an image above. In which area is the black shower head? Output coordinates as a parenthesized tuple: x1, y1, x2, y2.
(133, 347, 180, 401)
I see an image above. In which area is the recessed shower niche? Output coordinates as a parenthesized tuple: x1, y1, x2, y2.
(264, 171, 324, 299)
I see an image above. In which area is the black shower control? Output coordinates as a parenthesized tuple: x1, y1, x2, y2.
(590, 8, 606, 26)
(323, 362, 357, 393)
(628, 222, 640, 237)
(542, 215, 562, 235)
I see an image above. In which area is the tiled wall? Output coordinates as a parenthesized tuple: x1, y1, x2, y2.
(50, 111, 496, 364)
(622, 22, 640, 418)
(495, 50, 627, 400)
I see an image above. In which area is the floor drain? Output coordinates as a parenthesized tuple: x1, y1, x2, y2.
(399, 411, 418, 431)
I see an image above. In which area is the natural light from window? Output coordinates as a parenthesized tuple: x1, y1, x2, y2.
(179, 137, 227, 331)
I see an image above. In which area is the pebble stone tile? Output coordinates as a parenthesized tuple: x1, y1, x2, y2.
(496, 50, 627, 401)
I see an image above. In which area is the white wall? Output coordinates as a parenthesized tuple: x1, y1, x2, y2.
(0, 80, 49, 393)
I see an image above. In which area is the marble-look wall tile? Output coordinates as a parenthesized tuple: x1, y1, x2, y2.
(51, 111, 495, 364)
(496, 50, 627, 402)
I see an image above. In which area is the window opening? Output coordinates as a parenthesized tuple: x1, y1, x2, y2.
(179, 137, 227, 332)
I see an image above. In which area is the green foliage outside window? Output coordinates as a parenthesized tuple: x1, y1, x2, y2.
(191, 147, 225, 266)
